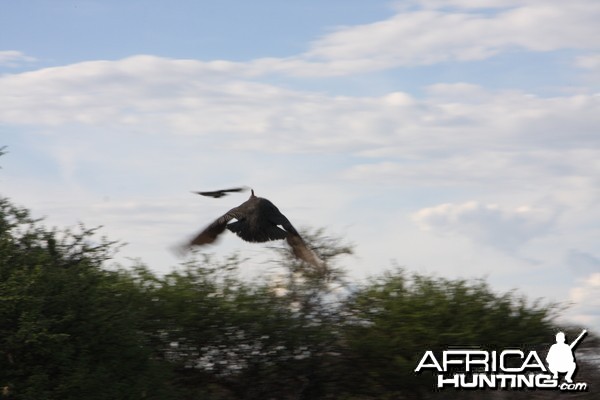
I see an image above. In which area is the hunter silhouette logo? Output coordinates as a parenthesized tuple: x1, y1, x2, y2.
(546, 330, 586, 384)
(414, 329, 589, 392)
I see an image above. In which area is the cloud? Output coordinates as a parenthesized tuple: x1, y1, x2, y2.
(1, 56, 599, 246)
(3, 3, 598, 81)
(4, 1, 591, 82)
(412, 0, 539, 9)
(411, 201, 558, 252)
(574, 53, 600, 70)
(1, 60, 599, 158)
(291, 0, 600, 75)
(574, 53, 600, 85)
(0, 50, 36, 67)
(568, 273, 600, 329)
(567, 250, 600, 276)
(342, 149, 600, 194)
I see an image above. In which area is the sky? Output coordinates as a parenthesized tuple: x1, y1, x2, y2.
(1, 0, 599, 332)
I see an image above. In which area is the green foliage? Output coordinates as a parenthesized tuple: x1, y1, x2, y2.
(0, 198, 170, 399)
(340, 270, 560, 398)
(133, 248, 350, 399)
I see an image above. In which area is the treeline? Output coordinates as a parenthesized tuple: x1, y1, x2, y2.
(0, 196, 597, 400)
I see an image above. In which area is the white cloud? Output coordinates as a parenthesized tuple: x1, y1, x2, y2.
(411, 201, 558, 252)
(568, 273, 600, 329)
(292, 0, 600, 75)
(1, 60, 599, 159)
(574, 53, 600, 85)
(3, 3, 598, 81)
(0, 50, 36, 67)
(1, 57, 598, 261)
(4, 1, 591, 82)
(575, 53, 600, 70)
(343, 148, 600, 196)
(412, 0, 539, 9)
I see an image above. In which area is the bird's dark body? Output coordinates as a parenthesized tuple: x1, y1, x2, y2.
(226, 197, 291, 242)
(187, 189, 323, 268)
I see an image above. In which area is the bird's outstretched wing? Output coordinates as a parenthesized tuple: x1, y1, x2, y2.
(188, 207, 243, 246)
(286, 233, 325, 269)
(278, 217, 324, 269)
(194, 187, 248, 198)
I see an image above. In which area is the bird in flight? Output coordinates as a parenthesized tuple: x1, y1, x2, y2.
(186, 189, 324, 268)
(194, 187, 249, 198)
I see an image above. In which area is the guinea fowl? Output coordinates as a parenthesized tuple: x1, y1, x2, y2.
(187, 189, 324, 268)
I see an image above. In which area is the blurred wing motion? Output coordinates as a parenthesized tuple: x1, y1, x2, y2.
(189, 212, 235, 245)
(286, 233, 324, 269)
(193, 187, 248, 198)
(185, 190, 324, 269)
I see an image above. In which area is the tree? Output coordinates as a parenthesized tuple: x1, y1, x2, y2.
(340, 270, 560, 399)
(137, 229, 353, 400)
(0, 197, 171, 399)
